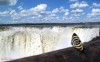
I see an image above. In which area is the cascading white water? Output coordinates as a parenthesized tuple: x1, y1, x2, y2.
(0, 26, 99, 62)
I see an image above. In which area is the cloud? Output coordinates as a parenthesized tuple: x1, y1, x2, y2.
(90, 8, 100, 16)
(34, 4, 47, 11)
(70, 8, 84, 19)
(59, 7, 69, 12)
(10, 4, 47, 19)
(0, 0, 17, 6)
(86, 9, 100, 22)
(18, 6, 23, 10)
(40, 7, 70, 22)
(10, 5, 70, 20)
(87, 8, 100, 18)
(52, 8, 59, 13)
(93, 3, 100, 7)
(49, 13, 56, 17)
(92, 8, 100, 13)
(52, 7, 69, 16)
(10, 9, 20, 19)
(52, 7, 69, 13)
(71, 9, 83, 13)
(70, 1, 89, 8)
(69, 0, 78, 2)
(72, 13, 81, 17)
(26, 4, 47, 16)
(0, 11, 9, 16)
(9, 0, 17, 5)
(64, 12, 69, 16)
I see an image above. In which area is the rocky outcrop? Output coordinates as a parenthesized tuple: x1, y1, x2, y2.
(8, 36, 100, 62)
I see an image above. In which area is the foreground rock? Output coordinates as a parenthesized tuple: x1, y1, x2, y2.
(7, 36, 100, 62)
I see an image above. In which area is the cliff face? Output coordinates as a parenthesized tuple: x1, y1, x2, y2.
(8, 36, 100, 62)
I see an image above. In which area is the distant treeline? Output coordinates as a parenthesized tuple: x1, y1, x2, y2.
(0, 22, 99, 27)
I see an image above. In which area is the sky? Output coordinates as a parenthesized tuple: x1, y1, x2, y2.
(0, 0, 100, 24)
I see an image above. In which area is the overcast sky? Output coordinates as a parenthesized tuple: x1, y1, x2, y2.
(0, 0, 100, 24)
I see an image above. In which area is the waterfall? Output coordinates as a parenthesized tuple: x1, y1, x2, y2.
(0, 26, 99, 61)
